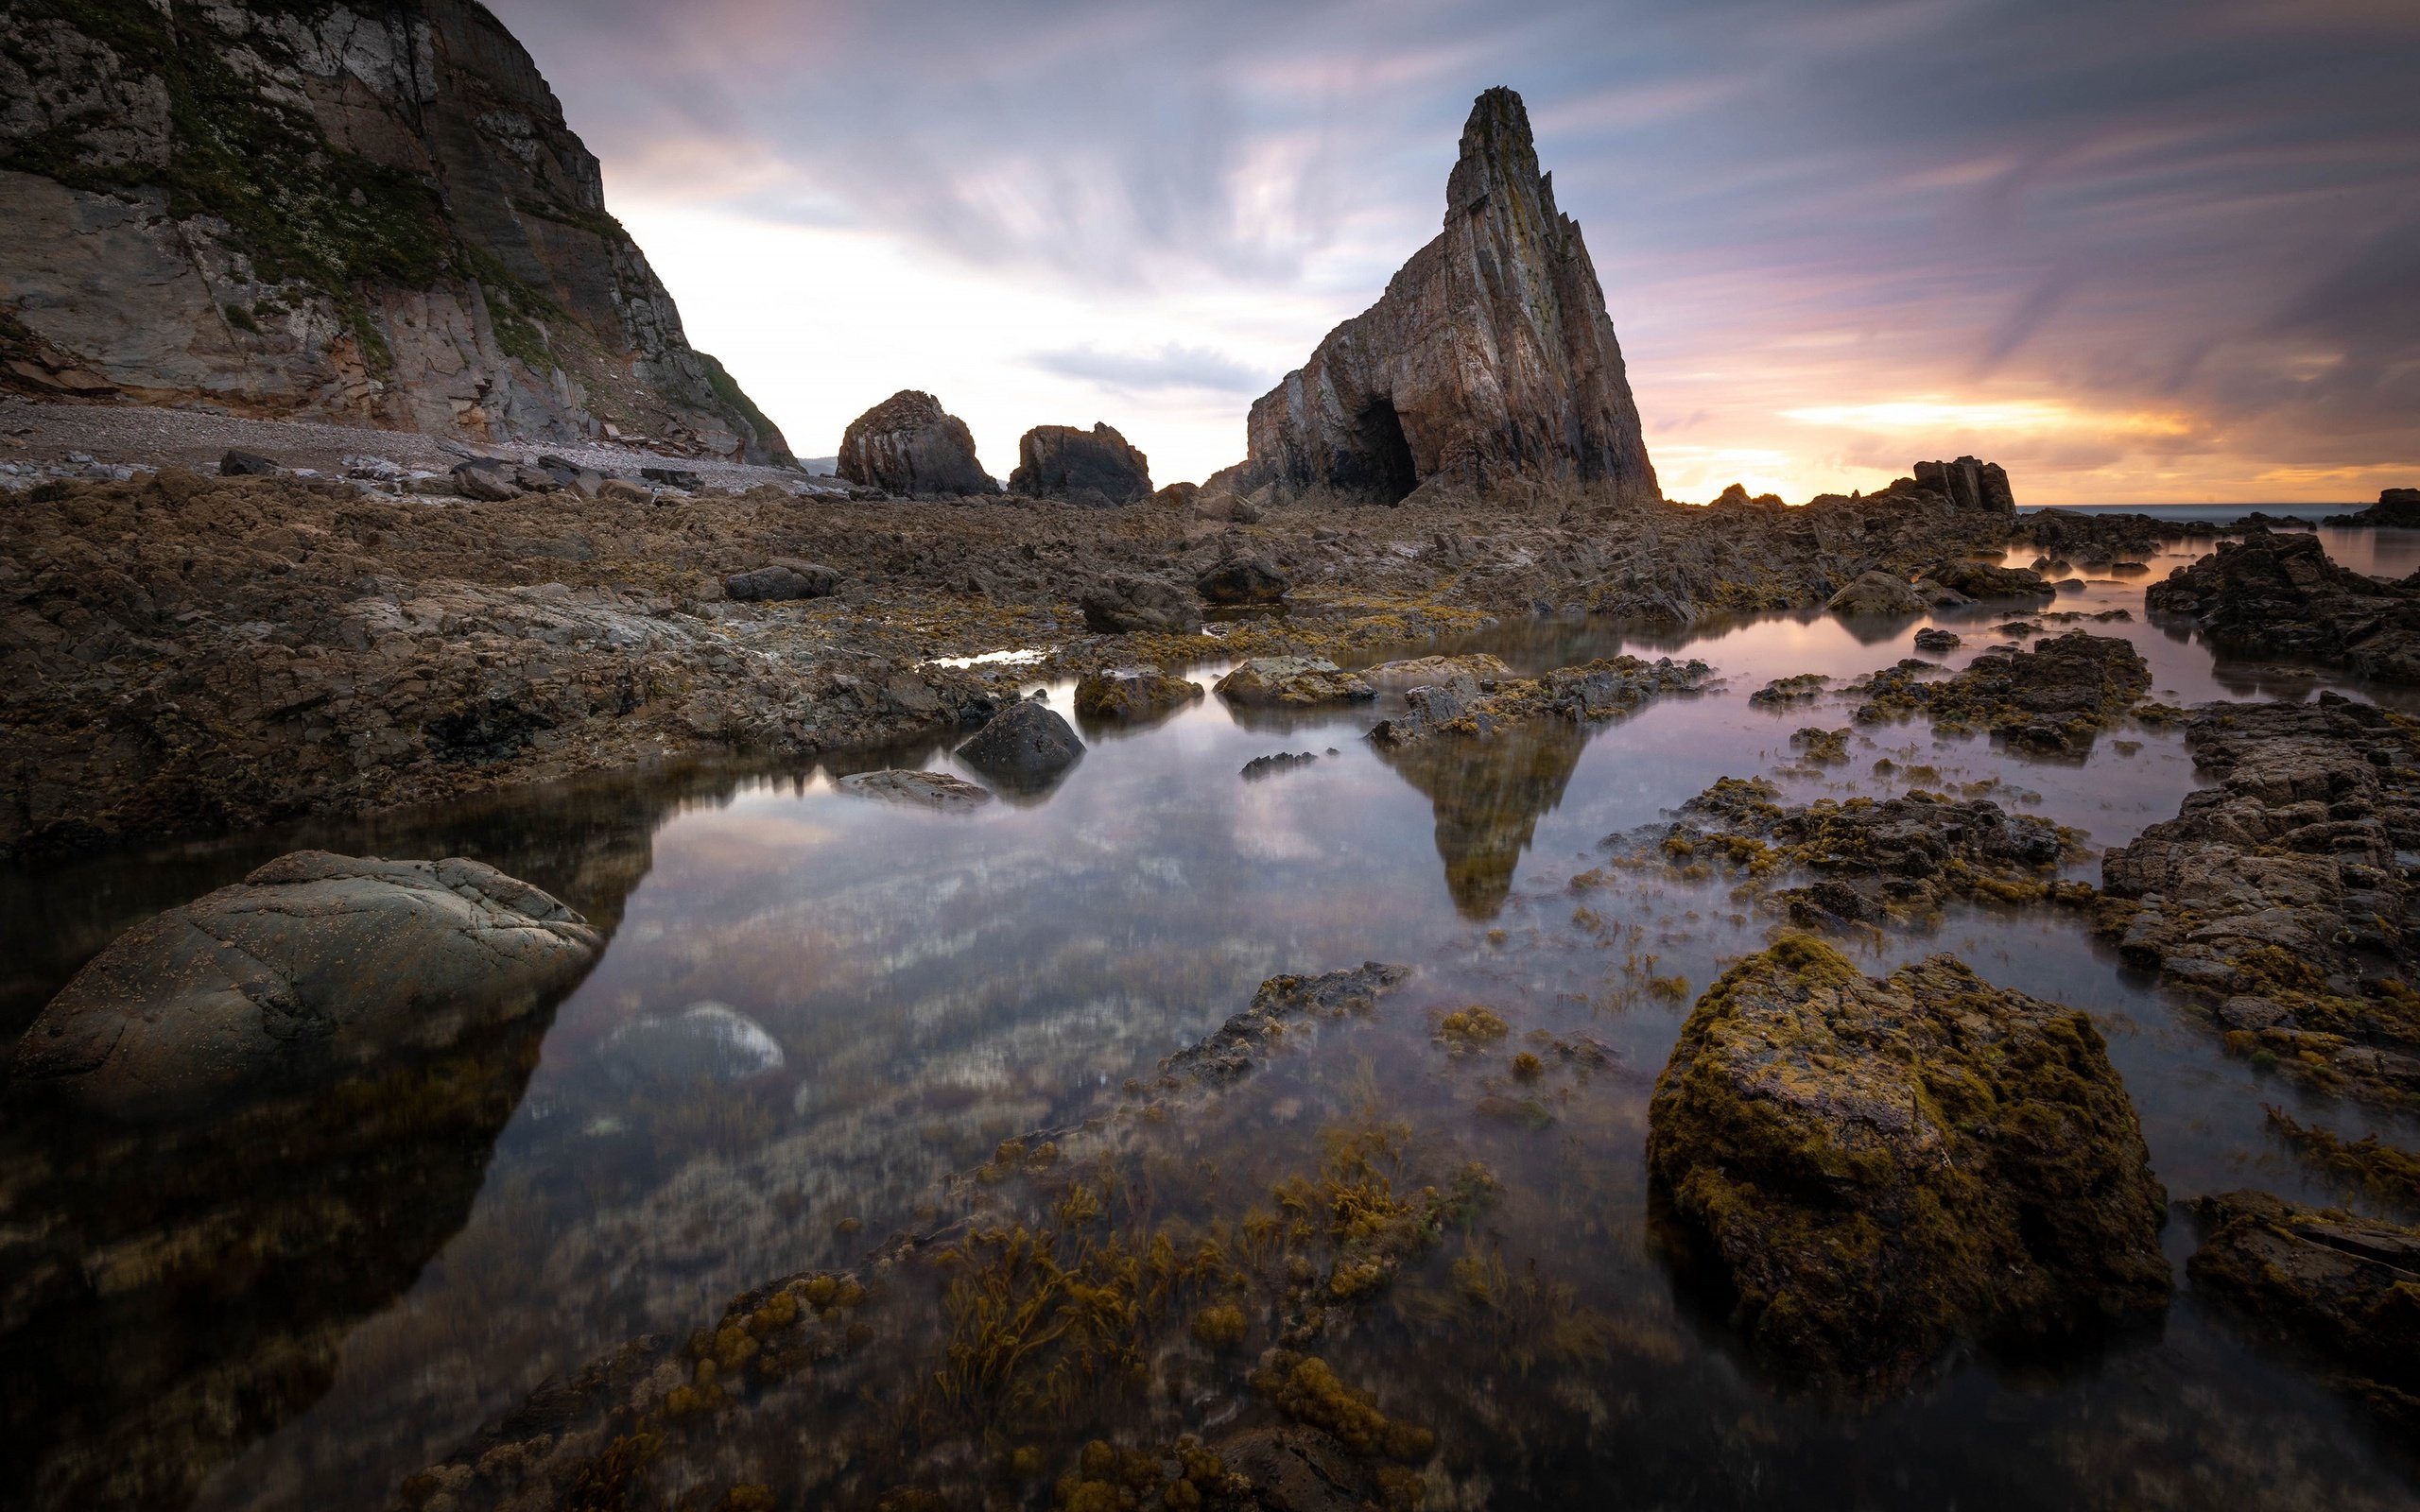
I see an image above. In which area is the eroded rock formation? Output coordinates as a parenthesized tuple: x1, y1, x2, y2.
(2147, 527, 2420, 680)
(837, 390, 995, 495)
(1238, 87, 1656, 504)
(0, 0, 787, 458)
(1009, 422, 1152, 505)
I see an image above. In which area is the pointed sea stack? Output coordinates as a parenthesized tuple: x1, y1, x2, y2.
(1239, 88, 1657, 506)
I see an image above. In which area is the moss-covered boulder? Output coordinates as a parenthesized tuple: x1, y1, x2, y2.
(1072, 665, 1203, 723)
(1646, 936, 2170, 1388)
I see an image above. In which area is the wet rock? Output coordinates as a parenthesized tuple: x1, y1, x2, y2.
(1922, 559, 2054, 601)
(1215, 657, 1376, 707)
(10, 850, 600, 1118)
(1214, 1426, 1370, 1512)
(1241, 750, 1321, 781)
(1072, 665, 1202, 722)
(217, 449, 279, 477)
(2146, 528, 2420, 681)
(1750, 672, 1829, 706)
(836, 390, 996, 495)
(1198, 555, 1289, 605)
(2012, 508, 2216, 559)
(1368, 656, 1712, 746)
(724, 558, 839, 602)
(1850, 630, 2151, 754)
(953, 696, 1083, 790)
(1080, 574, 1202, 634)
(1008, 422, 1151, 505)
(2187, 1190, 2419, 1430)
(1647, 936, 2170, 1389)
(832, 768, 993, 811)
(1164, 964, 1411, 1084)
(1237, 88, 1657, 504)
(1913, 627, 1961, 653)
(2097, 694, 2420, 1102)
(598, 1001, 785, 1085)
(1825, 570, 1927, 616)
(1358, 652, 1512, 691)
(2322, 488, 2420, 527)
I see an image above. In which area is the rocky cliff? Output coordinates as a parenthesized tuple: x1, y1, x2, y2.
(1238, 87, 1657, 506)
(0, 0, 789, 461)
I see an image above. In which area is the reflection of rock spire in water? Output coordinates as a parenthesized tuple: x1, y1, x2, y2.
(1373, 719, 1589, 918)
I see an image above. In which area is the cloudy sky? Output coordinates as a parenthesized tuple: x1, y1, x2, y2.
(489, 0, 2420, 504)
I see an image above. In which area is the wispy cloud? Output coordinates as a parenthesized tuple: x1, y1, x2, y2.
(1026, 343, 1270, 395)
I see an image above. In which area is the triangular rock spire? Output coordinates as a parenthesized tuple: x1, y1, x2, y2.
(1240, 87, 1658, 504)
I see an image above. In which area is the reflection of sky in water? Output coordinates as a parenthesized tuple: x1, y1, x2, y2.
(27, 527, 2420, 1509)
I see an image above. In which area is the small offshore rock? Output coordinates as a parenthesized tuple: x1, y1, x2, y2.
(1358, 653, 1512, 692)
(1073, 665, 1202, 721)
(1164, 964, 1411, 1084)
(1913, 627, 1961, 653)
(1647, 936, 2169, 1389)
(1080, 574, 1201, 634)
(1009, 422, 1151, 505)
(833, 769, 993, 811)
(1241, 750, 1321, 781)
(1197, 556, 1289, 606)
(2322, 487, 2420, 528)
(11, 851, 600, 1118)
(1215, 657, 1376, 707)
(837, 389, 996, 495)
(954, 697, 1083, 790)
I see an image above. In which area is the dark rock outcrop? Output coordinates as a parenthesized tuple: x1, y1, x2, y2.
(1911, 457, 2015, 514)
(1072, 665, 1202, 723)
(2013, 508, 2217, 559)
(1197, 556, 1289, 606)
(1825, 570, 1927, 616)
(1850, 630, 2152, 755)
(1213, 658, 1376, 707)
(1647, 936, 2170, 1389)
(1162, 963, 1410, 1085)
(1009, 422, 1152, 505)
(725, 558, 839, 602)
(2097, 695, 2420, 1103)
(2146, 528, 2420, 680)
(2323, 487, 2420, 527)
(1913, 627, 1961, 653)
(217, 449, 280, 477)
(835, 390, 995, 495)
(1080, 574, 1201, 634)
(1238, 88, 1657, 505)
(0, 0, 787, 459)
(1921, 558, 2053, 600)
(1367, 656, 1712, 746)
(10, 850, 600, 1117)
(953, 697, 1083, 792)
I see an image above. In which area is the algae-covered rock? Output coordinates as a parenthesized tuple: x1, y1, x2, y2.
(1214, 657, 1376, 708)
(1850, 629, 2150, 754)
(832, 768, 994, 811)
(1357, 652, 1512, 692)
(1922, 559, 2054, 601)
(1646, 936, 2170, 1389)
(1367, 656, 1712, 747)
(1163, 964, 1410, 1084)
(2187, 1190, 2420, 1431)
(1825, 571, 1927, 616)
(1072, 665, 1203, 723)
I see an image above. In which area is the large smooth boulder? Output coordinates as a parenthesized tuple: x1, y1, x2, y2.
(1197, 556, 1289, 606)
(954, 697, 1083, 791)
(1080, 574, 1201, 634)
(836, 390, 996, 495)
(1009, 422, 1153, 505)
(1213, 657, 1376, 707)
(1647, 936, 2169, 1388)
(11, 851, 601, 1118)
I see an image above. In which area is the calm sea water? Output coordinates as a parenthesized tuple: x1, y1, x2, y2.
(5, 527, 2419, 1510)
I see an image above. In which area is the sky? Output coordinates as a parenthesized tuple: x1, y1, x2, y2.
(488, 0, 2420, 505)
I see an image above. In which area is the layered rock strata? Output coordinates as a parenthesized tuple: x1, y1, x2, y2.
(2147, 527, 2420, 680)
(1238, 88, 1656, 504)
(1647, 936, 2170, 1389)
(836, 390, 994, 495)
(0, 0, 786, 458)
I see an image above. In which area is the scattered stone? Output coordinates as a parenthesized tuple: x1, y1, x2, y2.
(832, 769, 993, 811)
(2097, 694, 2420, 1103)
(1080, 574, 1201, 634)
(1072, 666, 1202, 722)
(1358, 653, 1512, 691)
(1849, 630, 2151, 755)
(1825, 570, 1927, 616)
(1008, 423, 1151, 505)
(1241, 751, 1321, 782)
(1368, 657, 1712, 746)
(2146, 528, 2420, 681)
(10, 851, 600, 1117)
(1163, 964, 1410, 1084)
(2322, 488, 2420, 528)
(724, 558, 838, 602)
(1215, 657, 1376, 708)
(1913, 627, 1961, 653)
(2187, 1190, 2419, 1431)
(639, 467, 705, 490)
(598, 1001, 785, 1085)
(953, 696, 1083, 791)
(1197, 555, 1289, 606)
(1647, 936, 2170, 1389)
(836, 390, 996, 495)
(453, 460, 524, 502)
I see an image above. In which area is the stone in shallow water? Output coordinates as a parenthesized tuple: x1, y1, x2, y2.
(833, 768, 993, 811)
(1214, 657, 1375, 707)
(954, 696, 1084, 791)
(598, 1002, 786, 1085)
(1073, 665, 1202, 722)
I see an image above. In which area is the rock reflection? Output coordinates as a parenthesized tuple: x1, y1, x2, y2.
(1372, 716, 1588, 918)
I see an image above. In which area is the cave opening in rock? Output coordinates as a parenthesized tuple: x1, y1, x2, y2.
(1355, 397, 1419, 504)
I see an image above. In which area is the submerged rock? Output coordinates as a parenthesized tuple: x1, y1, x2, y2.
(2187, 1190, 2420, 1431)
(1825, 571, 1927, 616)
(1647, 936, 2170, 1389)
(1921, 559, 2054, 601)
(598, 1001, 786, 1085)
(1196, 555, 1290, 605)
(1214, 657, 1376, 707)
(1236, 88, 1657, 505)
(10, 851, 600, 1118)
(1008, 422, 1152, 505)
(1163, 963, 1411, 1084)
(837, 390, 997, 495)
(1357, 652, 1512, 692)
(2146, 528, 2420, 680)
(953, 697, 1084, 791)
(1850, 630, 2151, 755)
(832, 768, 993, 811)
(1073, 665, 1203, 722)
(2097, 694, 2420, 1102)
(1080, 574, 1201, 634)
(1240, 750, 1321, 781)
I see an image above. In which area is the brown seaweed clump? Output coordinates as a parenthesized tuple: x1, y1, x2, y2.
(1848, 630, 2151, 755)
(1645, 936, 2170, 1391)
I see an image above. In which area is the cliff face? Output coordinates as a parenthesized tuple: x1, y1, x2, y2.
(1241, 87, 1657, 505)
(0, 0, 789, 461)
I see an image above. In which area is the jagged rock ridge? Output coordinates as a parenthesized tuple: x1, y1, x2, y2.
(1238, 87, 1657, 505)
(0, 0, 789, 461)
